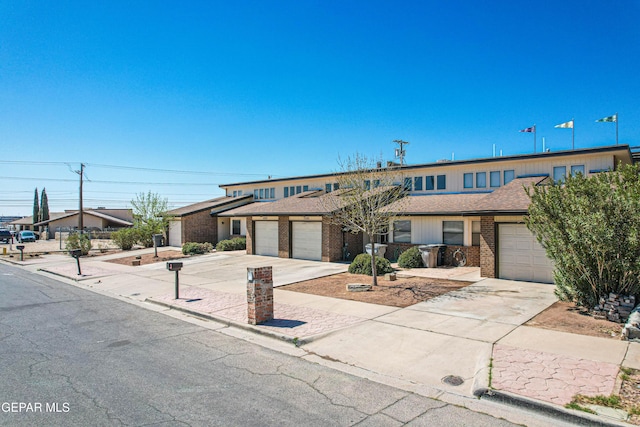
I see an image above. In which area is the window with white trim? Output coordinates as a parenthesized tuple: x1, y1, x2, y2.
(476, 172, 486, 188)
(553, 166, 567, 182)
(504, 170, 515, 185)
(393, 220, 411, 243)
(443, 221, 463, 245)
(232, 220, 241, 235)
(463, 173, 473, 188)
(571, 165, 585, 176)
(490, 171, 500, 188)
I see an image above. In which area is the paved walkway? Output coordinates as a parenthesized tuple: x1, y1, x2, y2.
(3, 249, 639, 425)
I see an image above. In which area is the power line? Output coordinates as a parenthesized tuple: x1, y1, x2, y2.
(0, 176, 220, 186)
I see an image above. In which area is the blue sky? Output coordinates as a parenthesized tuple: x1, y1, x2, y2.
(1, 1, 639, 216)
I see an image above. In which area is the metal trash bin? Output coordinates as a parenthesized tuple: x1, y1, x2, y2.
(365, 243, 387, 259)
(153, 234, 165, 247)
(418, 244, 437, 268)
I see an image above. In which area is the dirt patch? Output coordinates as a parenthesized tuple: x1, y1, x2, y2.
(104, 250, 188, 267)
(525, 301, 624, 340)
(280, 272, 472, 308)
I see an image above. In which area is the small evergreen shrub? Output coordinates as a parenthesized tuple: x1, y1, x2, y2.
(398, 246, 423, 269)
(182, 242, 213, 255)
(66, 232, 92, 256)
(111, 228, 139, 250)
(216, 237, 246, 251)
(348, 253, 394, 276)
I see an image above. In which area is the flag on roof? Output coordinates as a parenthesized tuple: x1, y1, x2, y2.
(596, 114, 617, 123)
(519, 125, 535, 133)
(554, 120, 574, 129)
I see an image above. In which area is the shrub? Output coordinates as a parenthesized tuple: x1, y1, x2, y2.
(111, 228, 139, 250)
(66, 232, 92, 256)
(216, 237, 246, 251)
(182, 242, 213, 255)
(136, 224, 155, 248)
(348, 253, 394, 276)
(398, 246, 423, 269)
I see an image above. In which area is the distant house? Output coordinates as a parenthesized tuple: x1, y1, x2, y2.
(12, 208, 133, 239)
(166, 195, 253, 247)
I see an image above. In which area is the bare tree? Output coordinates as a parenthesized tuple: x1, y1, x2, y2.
(321, 154, 408, 286)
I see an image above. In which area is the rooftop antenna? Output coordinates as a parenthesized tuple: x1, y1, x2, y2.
(393, 139, 409, 166)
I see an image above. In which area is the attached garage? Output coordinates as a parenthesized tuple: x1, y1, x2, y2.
(168, 220, 182, 247)
(254, 220, 279, 257)
(291, 221, 322, 261)
(498, 223, 554, 283)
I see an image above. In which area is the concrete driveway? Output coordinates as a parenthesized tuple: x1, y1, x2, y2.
(304, 278, 558, 397)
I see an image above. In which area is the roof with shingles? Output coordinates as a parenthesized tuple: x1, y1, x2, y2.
(166, 195, 252, 216)
(220, 191, 335, 216)
(32, 210, 134, 227)
(382, 193, 488, 215)
(471, 176, 550, 214)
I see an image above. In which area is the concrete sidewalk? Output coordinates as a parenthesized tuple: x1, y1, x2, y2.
(3, 249, 637, 426)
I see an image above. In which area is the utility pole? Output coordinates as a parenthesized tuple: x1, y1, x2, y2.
(76, 163, 85, 233)
(393, 140, 409, 166)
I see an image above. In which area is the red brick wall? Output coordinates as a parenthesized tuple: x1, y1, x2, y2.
(278, 216, 290, 258)
(343, 231, 363, 261)
(443, 245, 480, 267)
(322, 218, 343, 262)
(480, 216, 496, 278)
(246, 217, 254, 255)
(182, 210, 218, 244)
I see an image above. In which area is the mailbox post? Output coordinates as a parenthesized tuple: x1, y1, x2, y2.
(16, 245, 25, 261)
(166, 262, 183, 299)
(70, 249, 82, 275)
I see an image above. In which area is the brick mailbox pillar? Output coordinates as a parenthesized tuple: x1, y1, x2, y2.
(247, 266, 274, 325)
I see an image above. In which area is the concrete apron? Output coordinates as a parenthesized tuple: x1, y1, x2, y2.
(304, 278, 559, 397)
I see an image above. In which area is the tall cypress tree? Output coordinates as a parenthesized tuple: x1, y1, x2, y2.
(40, 188, 50, 222)
(33, 188, 40, 225)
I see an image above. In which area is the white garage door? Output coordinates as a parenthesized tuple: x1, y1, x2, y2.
(291, 222, 322, 261)
(168, 220, 182, 247)
(498, 223, 554, 284)
(254, 221, 279, 257)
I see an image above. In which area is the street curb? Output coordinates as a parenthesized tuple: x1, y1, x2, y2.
(477, 389, 629, 427)
(145, 298, 304, 346)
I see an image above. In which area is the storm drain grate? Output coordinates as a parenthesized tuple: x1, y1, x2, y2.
(441, 375, 464, 386)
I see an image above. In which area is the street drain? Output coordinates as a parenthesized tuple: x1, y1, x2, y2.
(441, 375, 464, 386)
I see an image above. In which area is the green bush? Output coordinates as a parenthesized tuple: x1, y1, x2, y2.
(66, 232, 92, 256)
(111, 228, 139, 250)
(348, 253, 394, 276)
(136, 224, 155, 248)
(182, 242, 213, 255)
(398, 246, 423, 269)
(216, 237, 246, 251)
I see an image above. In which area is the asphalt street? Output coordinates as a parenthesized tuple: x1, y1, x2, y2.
(0, 263, 518, 427)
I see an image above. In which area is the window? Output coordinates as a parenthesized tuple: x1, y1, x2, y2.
(325, 184, 332, 193)
(414, 176, 423, 191)
(296, 185, 302, 194)
(333, 183, 339, 191)
(270, 188, 275, 199)
(463, 173, 473, 188)
(476, 172, 486, 188)
(437, 174, 446, 190)
(490, 171, 500, 188)
(259, 188, 264, 199)
(303, 185, 308, 192)
(373, 179, 380, 188)
(504, 170, 515, 185)
(425, 176, 435, 190)
(443, 221, 463, 245)
(254, 189, 259, 198)
(571, 165, 585, 176)
(472, 221, 481, 246)
(256, 188, 275, 200)
(290, 186, 295, 196)
(232, 220, 241, 235)
(284, 187, 289, 198)
(364, 180, 370, 190)
(404, 177, 412, 191)
(393, 220, 411, 243)
(553, 166, 567, 182)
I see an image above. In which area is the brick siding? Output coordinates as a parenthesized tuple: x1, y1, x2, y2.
(181, 210, 218, 245)
(278, 216, 290, 258)
(322, 217, 343, 262)
(246, 217, 254, 255)
(480, 216, 496, 278)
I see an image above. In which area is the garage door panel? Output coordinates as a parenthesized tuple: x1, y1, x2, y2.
(292, 222, 322, 261)
(498, 224, 554, 284)
(255, 221, 279, 257)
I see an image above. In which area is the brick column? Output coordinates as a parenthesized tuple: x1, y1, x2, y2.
(245, 217, 254, 255)
(278, 216, 290, 258)
(247, 266, 273, 325)
(480, 216, 496, 278)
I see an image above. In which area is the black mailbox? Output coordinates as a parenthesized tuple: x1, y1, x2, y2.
(16, 245, 25, 251)
(70, 249, 82, 258)
(166, 262, 183, 272)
